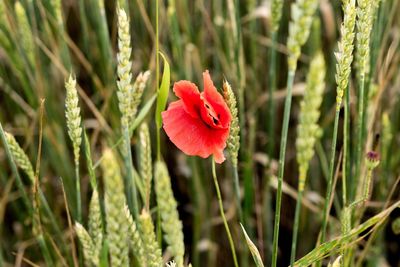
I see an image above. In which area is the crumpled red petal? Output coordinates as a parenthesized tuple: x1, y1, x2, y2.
(162, 100, 229, 163)
(173, 80, 202, 119)
(202, 71, 231, 128)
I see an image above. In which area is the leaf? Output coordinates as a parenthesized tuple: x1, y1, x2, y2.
(130, 94, 157, 135)
(294, 200, 400, 266)
(240, 224, 264, 267)
(155, 52, 170, 129)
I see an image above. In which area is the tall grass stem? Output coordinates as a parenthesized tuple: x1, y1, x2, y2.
(271, 70, 295, 267)
(320, 109, 340, 246)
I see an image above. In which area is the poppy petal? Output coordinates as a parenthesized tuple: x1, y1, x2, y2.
(173, 80, 202, 118)
(162, 100, 228, 163)
(202, 71, 231, 128)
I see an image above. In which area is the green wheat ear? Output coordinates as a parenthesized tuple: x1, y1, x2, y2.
(335, 0, 356, 110)
(88, 189, 103, 254)
(116, 7, 134, 128)
(75, 223, 99, 266)
(139, 209, 163, 267)
(296, 52, 326, 191)
(271, 0, 283, 32)
(154, 161, 185, 266)
(4, 132, 34, 182)
(139, 122, 153, 210)
(65, 74, 82, 164)
(101, 149, 129, 266)
(124, 205, 147, 264)
(15, 1, 34, 66)
(287, 0, 319, 71)
(223, 80, 240, 168)
(130, 71, 151, 124)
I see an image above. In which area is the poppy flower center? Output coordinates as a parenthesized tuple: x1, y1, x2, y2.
(198, 98, 223, 129)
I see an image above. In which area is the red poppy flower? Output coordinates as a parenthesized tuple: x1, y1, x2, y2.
(162, 70, 231, 163)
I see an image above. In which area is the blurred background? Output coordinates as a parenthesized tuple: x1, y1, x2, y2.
(1, 0, 400, 266)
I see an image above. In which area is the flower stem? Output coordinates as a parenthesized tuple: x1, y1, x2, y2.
(271, 69, 295, 267)
(319, 108, 340, 247)
(211, 158, 238, 267)
(290, 187, 303, 266)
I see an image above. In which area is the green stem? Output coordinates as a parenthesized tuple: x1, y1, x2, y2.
(155, 0, 161, 162)
(343, 85, 350, 207)
(354, 74, 365, 200)
(268, 30, 278, 158)
(123, 127, 139, 218)
(37, 234, 54, 266)
(74, 160, 81, 223)
(290, 188, 303, 266)
(271, 70, 295, 267)
(211, 158, 239, 267)
(319, 109, 340, 248)
(233, 165, 243, 221)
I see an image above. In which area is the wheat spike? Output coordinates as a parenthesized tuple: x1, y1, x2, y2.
(139, 122, 152, 210)
(139, 209, 163, 267)
(116, 7, 134, 128)
(75, 223, 99, 266)
(287, 0, 319, 71)
(130, 71, 151, 124)
(154, 161, 185, 266)
(101, 149, 129, 266)
(296, 52, 326, 191)
(88, 189, 103, 253)
(124, 205, 147, 264)
(335, 0, 357, 110)
(271, 0, 283, 32)
(5, 132, 34, 183)
(15, 1, 34, 65)
(223, 80, 240, 168)
(355, 0, 375, 78)
(65, 74, 82, 164)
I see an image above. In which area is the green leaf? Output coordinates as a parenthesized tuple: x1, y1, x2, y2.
(155, 52, 170, 129)
(240, 224, 264, 267)
(294, 200, 400, 266)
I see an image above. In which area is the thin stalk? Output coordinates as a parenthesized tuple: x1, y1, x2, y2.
(320, 109, 340, 246)
(354, 74, 365, 201)
(233, 165, 243, 221)
(211, 158, 238, 267)
(74, 161, 81, 223)
(343, 85, 351, 207)
(267, 31, 278, 158)
(37, 235, 54, 266)
(155, 0, 160, 162)
(123, 127, 139, 218)
(290, 187, 304, 266)
(271, 70, 295, 267)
